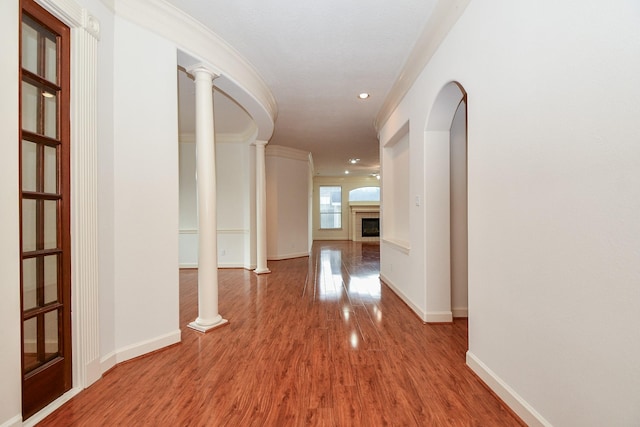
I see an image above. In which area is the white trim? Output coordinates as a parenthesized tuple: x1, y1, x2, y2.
(113, 0, 276, 140)
(35, 0, 82, 27)
(219, 263, 249, 269)
(452, 307, 468, 318)
(466, 351, 552, 427)
(0, 415, 21, 427)
(179, 263, 198, 269)
(21, 387, 82, 427)
(381, 238, 411, 254)
(114, 330, 182, 364)
(70, 11, 102, 390)
(99, 351, 117, 375)
(425, 311, 453, 323)
(380, 273, 427, 321)
(374, 0, 471, 132)
(265, 144, 311, 162)
(268, 251, 310, 261)
(179, 229, 248, 235)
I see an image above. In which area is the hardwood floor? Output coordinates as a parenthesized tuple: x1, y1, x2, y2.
(38, 241, 523, 426)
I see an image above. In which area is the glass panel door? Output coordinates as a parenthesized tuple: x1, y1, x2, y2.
(20, 0, 71, 419)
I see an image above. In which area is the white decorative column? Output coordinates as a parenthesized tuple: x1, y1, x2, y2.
(254, 140, 270, 274)
(187, 65, 228, 332)
(70, 7, 102, 389)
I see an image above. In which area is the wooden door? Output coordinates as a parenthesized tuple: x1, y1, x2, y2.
(19, 0, 72, 418)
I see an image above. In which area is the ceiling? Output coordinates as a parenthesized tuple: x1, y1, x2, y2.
(172, 0, 439, 176)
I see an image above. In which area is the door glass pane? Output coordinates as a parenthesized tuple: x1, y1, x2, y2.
(44, 36, 57, 83)
(44, 200, 57, 249)
(22, 199, 37, 252)
(44, 310, 59, 359)
(23, 317, 38, 372)
(22, 140, 37, 192)
(22, 22, 38, 75)
(44, 255, 58, 305)
(23, 258, 37, 311)
(43, 90, 57, 138)
(22, 81, 39, 134)
(44, 145, 57, 193)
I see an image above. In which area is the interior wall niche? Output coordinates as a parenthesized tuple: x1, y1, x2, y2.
(381, 121, 410, 246)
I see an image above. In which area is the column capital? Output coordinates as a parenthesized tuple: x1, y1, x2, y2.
(186, 64, 220, 81)
(253, 140, 269, 147)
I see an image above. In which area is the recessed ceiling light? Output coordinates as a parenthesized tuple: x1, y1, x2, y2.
(345, 170, 350, 174)
(349, 158, 360, 164)
(358, 93, 370, 100)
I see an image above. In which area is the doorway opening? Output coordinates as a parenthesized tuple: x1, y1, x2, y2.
(424, 82, 468, 324)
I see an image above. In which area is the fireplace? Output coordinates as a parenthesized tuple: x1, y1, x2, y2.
(361, 218, 380, 237)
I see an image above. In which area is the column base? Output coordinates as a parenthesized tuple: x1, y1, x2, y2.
(187, 317, 229, 333)
(254, 268, 271, 275)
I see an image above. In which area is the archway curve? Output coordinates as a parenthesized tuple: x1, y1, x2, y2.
(426, 81, 466, 131)
(423, 81, 467, 323)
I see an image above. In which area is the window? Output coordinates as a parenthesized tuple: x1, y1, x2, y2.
(348, 186, 380, 202)
(319, 186, 342, 229)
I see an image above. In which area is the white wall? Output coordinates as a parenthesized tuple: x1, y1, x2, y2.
(111, 16, 180, 358)
(379, 1, 640, 425)
(313, 176, 381, 241)
(266, 146, 311, 259)
(178, 139, 255, 268)
(0, 1, 23, 424)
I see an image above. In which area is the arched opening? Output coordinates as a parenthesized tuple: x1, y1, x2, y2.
(424, 81, 467, 323)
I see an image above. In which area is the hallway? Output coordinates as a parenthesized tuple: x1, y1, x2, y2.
(38, 241, 522, 426)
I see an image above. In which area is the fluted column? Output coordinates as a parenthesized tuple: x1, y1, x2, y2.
(72, 9, 102, 388)
(254, 140, 270, 274)
(187, 65, 228, 332)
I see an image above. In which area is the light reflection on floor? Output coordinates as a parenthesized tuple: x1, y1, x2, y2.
(317, 246, 381, 302)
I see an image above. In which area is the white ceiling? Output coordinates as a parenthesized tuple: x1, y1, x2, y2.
(171, 0, 439, 176)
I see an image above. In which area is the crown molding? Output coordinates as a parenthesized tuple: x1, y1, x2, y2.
(374, 0, 471, 132)
(111, 0, 276, 140)
(266, 145, 311, 163)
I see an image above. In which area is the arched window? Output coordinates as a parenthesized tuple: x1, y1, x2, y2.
(349, 187, 380, 202)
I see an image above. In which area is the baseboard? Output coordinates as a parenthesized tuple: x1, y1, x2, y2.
(179, 262, 198, 268)
(84, 356, 102, 387)
(452, 307, 468, 318)
(114, 329, 182, 364)
(379, 273, 427, 321)
(0, 415, 21, 427)
(425, 311, 453, 323)
(21, 387, 82, 427)
(219, 263, 248, 268)
(267, 251, 310, 261)
(466, 351, 552, 427)
(180, 263, 256, 269)
(100, 351, 117, 375)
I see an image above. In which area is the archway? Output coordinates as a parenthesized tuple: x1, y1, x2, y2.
(424, 82, 467, 323)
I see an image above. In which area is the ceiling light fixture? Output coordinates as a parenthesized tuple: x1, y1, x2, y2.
(349, 158, 360, 164)
(345, 170, 350, 174)
(358, 93, 370, 100)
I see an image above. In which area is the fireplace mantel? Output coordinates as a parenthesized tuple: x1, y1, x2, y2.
(349, 204, 380, 242)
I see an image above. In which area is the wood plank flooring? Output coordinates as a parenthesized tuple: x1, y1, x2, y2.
(37, 241, 523, 426)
